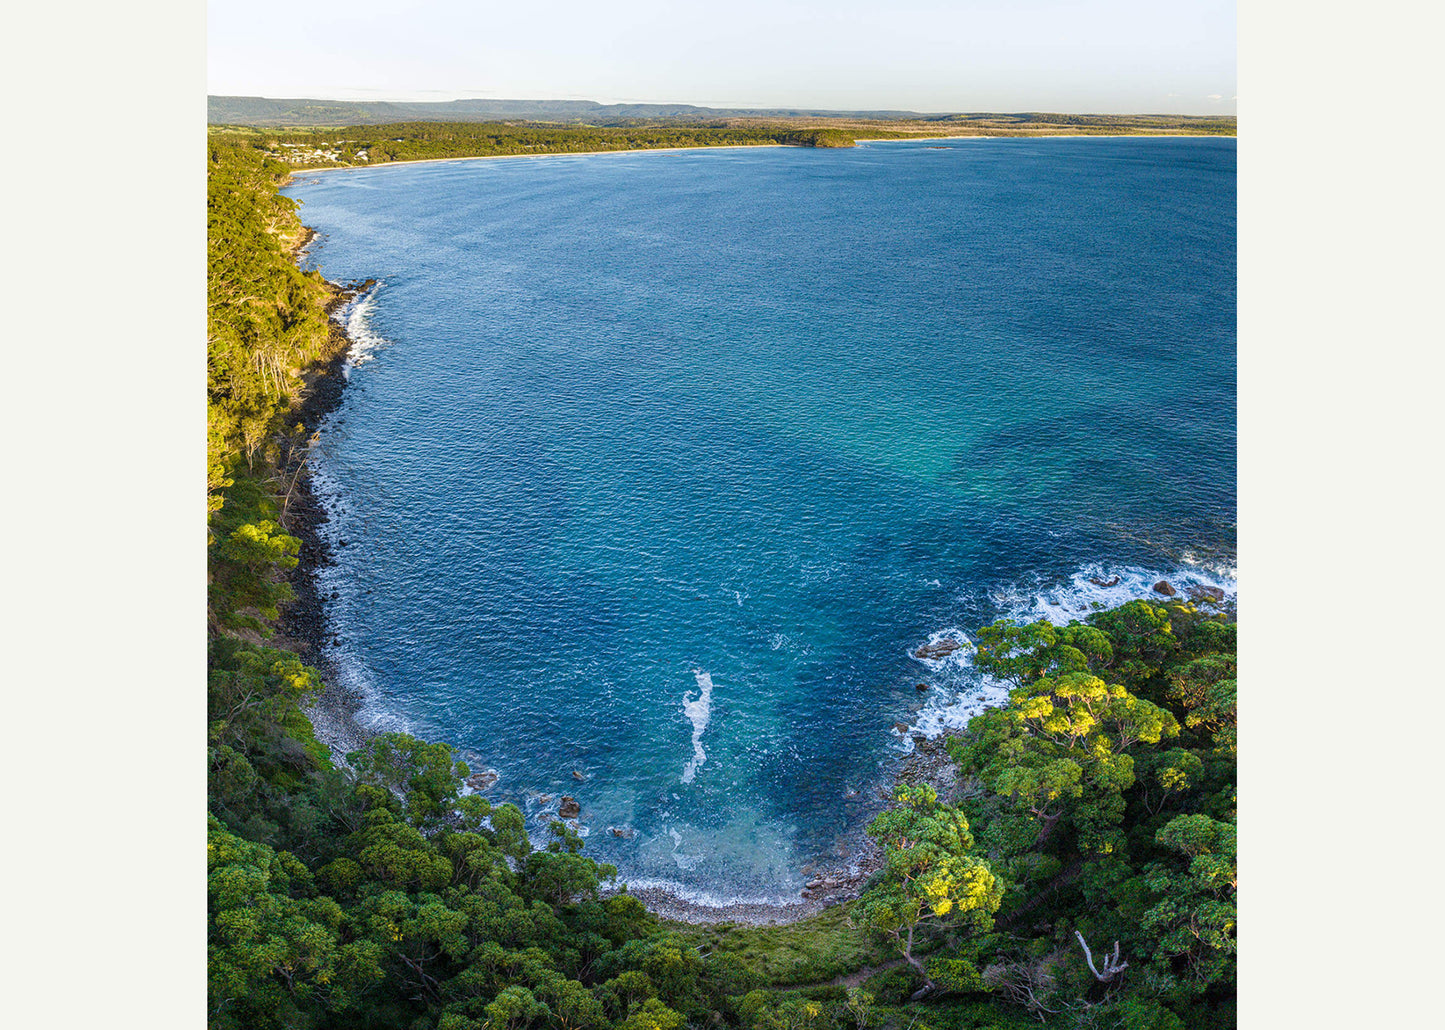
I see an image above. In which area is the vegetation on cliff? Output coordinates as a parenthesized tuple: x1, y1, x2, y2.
(207, 125, 1235, 1029)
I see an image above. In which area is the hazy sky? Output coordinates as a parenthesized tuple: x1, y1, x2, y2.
(208, 0, 1235, 114)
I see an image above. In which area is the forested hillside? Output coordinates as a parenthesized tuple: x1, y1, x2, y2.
(207, 126, 1235, 1029)
(209, 96, 1236, 136)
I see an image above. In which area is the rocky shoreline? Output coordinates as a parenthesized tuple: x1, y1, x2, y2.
(276, 267, 379, 762)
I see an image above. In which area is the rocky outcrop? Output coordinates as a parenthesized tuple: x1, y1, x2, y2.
(801, 867, 872, 900)
(914, 638, 963, 660)
(467, 770, 500, 790)
(1187, 584, 1225, 603)
(558, 796, 581, 818)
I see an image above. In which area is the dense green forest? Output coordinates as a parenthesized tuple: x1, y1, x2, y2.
(211, 122, 875, 171)
(208, 125, 1235, 1029)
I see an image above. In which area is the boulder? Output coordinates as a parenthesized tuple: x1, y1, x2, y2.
(572, 770, 587, 781)
(1152, 580, 1177, 597)
(558, 796, 581, 818)
(467, 769, 500, 790)
(915, 682, 930, 692)
(609, 826, 636, 839)
(914, 638, 962, 660)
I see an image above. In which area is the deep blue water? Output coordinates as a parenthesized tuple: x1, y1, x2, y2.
(285, 137, 1235, 905)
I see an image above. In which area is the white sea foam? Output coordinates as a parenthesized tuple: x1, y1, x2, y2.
(908, 627, 975, 672)
(305, 449, 408, 737)
(908, 671, 1013, 740)
(680, 669, 713, 784)
(891, 627, 1006, 750)
(667, 827, 704, 871)
(335, 283, 388, 379)
(990, 561, 1237, 627)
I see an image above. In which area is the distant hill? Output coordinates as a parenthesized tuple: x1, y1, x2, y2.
(207, 95, 954, 126)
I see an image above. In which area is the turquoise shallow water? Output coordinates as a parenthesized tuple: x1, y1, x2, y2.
(285, 137, 1236, 905)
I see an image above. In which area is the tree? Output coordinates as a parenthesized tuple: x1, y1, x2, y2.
(859, 785, 1001, 998)
(212, 520, 300, 630)
(1141, 814, 1237, 993)
(207, 817, 383, 1028)
(523, 820, 617, 908)
(349, 732, 476, 830)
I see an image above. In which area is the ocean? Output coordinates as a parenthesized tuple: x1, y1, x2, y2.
(284, 136, 1236, 907)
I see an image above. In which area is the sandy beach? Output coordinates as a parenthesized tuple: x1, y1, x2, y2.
(291, 141, 787, 176)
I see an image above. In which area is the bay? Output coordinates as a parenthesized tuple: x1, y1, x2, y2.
(284, 137, 1236, 904)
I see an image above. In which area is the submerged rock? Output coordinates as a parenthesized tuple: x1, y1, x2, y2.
(1153, 580, 1177, 597)
(1090, 576, 1121, 588)
(572, 770, 587, 781)
(609, 826, 636, 839)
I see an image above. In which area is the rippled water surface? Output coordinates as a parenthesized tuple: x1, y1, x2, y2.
(285, 137, 1236, 903)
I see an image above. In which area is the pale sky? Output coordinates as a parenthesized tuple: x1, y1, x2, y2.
(208, 0, 1236, 115)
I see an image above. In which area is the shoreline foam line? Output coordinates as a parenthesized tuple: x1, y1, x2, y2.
(298, 278, 420, 751)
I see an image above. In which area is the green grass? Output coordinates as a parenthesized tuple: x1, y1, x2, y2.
(669, 902, 890, 989)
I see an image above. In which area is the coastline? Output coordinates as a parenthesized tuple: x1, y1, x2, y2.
(290, 141, 786, 176)
(275, 262, 379, 763)
(285, 131, 1234, 177)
